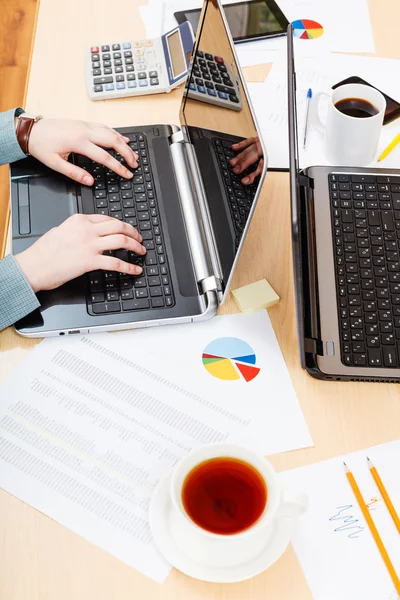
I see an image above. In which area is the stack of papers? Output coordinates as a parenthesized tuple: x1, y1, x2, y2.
(249, 52, 400, 169)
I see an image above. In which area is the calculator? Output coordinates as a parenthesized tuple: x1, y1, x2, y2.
(186, 50, 242, 112)
(85, 22, 194, 101)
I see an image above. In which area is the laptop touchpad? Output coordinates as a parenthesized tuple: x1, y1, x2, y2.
(18, 175, 78, 237)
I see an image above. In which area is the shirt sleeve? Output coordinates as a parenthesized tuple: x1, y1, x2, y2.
(0, 254, 40, 331)
(0, 108, 26, 166)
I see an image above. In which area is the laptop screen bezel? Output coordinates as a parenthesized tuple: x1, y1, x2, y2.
(178, 0, 268, 304)
(287, 24, 307, 369)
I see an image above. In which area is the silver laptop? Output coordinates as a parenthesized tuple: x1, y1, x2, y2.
(10, 0, 266, 337)
(288, 24, 400, 382)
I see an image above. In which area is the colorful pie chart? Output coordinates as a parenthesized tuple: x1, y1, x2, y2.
(291, 19, 324, 40)
(202, 337, 261, 382)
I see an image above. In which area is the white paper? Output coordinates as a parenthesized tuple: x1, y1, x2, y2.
(250, 52, 400, 169)
(140, 0, 375, 56)
(279, 441, 400, 600)
(0, 315, 311, 582)
(104, 312, 312, 456)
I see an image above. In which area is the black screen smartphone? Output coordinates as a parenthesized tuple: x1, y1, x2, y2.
(332, 76, 400, 125)
(174, 0, 289, 44)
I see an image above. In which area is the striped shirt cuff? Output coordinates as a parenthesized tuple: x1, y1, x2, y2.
(0, 108, 26, 166)
(0, 254, 40, 331)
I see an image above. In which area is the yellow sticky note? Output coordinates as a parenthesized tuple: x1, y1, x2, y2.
(231, 279, 280, 313)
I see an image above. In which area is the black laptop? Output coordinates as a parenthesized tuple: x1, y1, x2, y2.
(10, 0, 266, 338)
(288, 24, 400, 382)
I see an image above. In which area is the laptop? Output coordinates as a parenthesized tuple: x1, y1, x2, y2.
(288, 24, 400, 382)
(10, 0, 266, 338)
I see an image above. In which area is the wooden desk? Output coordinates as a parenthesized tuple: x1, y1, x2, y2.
(1, 1, 400, 599)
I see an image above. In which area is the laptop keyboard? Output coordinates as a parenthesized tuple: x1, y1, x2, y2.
(330, 173, 400, 368)
(75, 132, 175, 315)
(213, 138, 260, 248)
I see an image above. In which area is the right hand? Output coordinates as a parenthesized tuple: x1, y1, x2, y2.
(15, 214, 146, 293)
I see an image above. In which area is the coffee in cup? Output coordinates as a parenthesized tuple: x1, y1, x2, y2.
(334, 97, 379, 119)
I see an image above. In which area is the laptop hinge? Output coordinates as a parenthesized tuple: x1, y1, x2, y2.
(299, 174, 314, 189)
(304, 337, 323, 355)
(169, 136, 222, 296)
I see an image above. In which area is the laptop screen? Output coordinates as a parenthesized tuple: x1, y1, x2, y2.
(287, 24, 306, 368)
(179, 0, 266, 302)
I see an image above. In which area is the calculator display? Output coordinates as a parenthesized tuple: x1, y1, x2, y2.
(166, 30, 186, 78)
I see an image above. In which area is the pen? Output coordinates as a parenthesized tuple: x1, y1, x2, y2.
(378, 133, 400, 162)
(303, 88, 312, 150)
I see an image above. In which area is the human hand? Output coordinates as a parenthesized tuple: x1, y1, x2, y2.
(28, 118, 138, 185)
(15, 214, 146, 293)
(230, 137, 264, 185)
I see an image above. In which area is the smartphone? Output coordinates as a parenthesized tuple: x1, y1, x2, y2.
(332, 76, 400, 125)
(174, 0, 289, 44)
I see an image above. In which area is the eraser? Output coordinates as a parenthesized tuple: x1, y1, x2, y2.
(231, 279, 280, 313)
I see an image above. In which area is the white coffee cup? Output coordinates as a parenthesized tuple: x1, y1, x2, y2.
(168, 443, 307, 568)
(312, 83, 386, 166)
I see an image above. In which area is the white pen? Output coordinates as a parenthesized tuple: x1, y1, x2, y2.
(303, 88, 312, 149)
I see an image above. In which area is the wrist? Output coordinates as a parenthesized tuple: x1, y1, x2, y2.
(15, 252, 41, 293)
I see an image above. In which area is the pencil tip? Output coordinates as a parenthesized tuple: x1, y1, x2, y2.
(367, 456, 372, 465)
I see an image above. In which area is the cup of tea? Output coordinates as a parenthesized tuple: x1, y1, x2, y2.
(311, 83, 386, 166)
(167, 443, 307, 568)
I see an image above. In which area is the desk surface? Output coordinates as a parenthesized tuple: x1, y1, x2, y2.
(1, 1, 400, 599)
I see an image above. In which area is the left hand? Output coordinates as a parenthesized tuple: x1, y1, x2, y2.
(28, 118, 138, 186)
(230, 136, 264, 185)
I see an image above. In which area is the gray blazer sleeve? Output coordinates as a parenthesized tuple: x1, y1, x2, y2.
(0, 107, 27, 165)
(0, 254, 40, 331)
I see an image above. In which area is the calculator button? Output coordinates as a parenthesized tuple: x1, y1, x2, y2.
(104, 67, 112, 75)
(218, 64, 227, 73)
(138, 72, 147, 79)
(123, 42, 131, 49)
(128, 81, 137, 88)
(103, 60, 111, 67)
(94, 76, 113, 84)
(105, 83, 115, 91)
(207, 88, 217, 97)
(218, 91, 228, 100)
(229, 94, 239, 103)
(126, 64, 135, 72)
(102, 53, 111, 61)
(94, 85, 103, 92)
(150, 78, 159, 86)
(91, 53, 100, 61)
(92, 68, 101, 76)
(113, 53, 121, 60)
(125, 57, 133, 64)
(139, 80, 148, 87)
(101, 45, 110, 52)
(116, 75, 125, 82)
(144, 40, 153, 47)
(197, 85, 206, 94)
(189, 82, 195, 90)
(214, 56, 224, 64)
(92, 61, 100, 68)
(133, 42, 143, 48)
(205, 53, 213, 61)
(114, 59, 122, 66)
(115, 66, 123, 73)
(91, 46, 99, 53)
(149, 70, 158, 78)
(197, 50, 204, 58)
(135, 49, 144, 57)
(124, 51, 132, 58)
(112, 44, 121, 50)
(127, 73, 136, 80)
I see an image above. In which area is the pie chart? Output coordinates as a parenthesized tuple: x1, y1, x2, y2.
(202, 337, 261, 382)
(291, 19, 324, 40)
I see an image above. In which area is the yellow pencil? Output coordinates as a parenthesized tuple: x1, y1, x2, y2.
(378, 133, 400, 162)
(367, 457, 400, 534)
(344, 462, 400, 595)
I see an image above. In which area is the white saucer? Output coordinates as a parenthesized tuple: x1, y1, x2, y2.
(149, 471, 293, 583)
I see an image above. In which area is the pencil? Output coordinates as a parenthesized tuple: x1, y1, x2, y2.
(378, 133, 400, 162)
(344, 462, 400, 595)
(367, 457, 400, 534)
